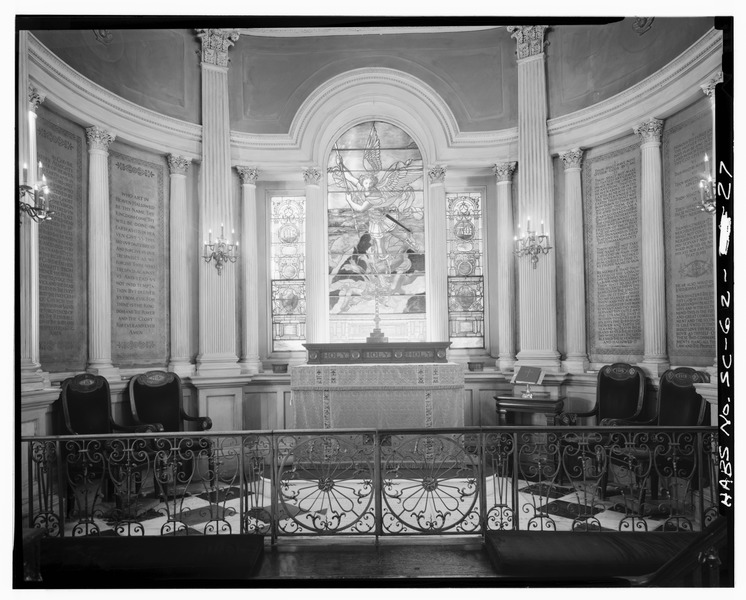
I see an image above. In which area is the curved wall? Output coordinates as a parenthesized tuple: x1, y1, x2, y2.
(546, 17, 713, 119)
(31, 28, 202, 124)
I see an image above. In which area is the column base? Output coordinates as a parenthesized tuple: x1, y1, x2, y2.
(637, 358, 670, 377)
(562, 355, 589, 374)
(515, 350, 562, 372)
(168, 360, 196, 378)
(86, 364, 121, 381)
(239, 357, 263, 374)
(196, 354, 242, 377)
(497, 356, 516, 373)
(21, 369, 50, 391)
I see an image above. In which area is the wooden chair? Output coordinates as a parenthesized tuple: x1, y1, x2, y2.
(57, 373, 159, 520)
(128, 371, 212, 498)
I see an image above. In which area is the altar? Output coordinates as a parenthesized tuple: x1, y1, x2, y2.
(290, 363, 465, 430)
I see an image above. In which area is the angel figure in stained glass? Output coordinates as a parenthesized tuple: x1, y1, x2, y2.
(330, 123, 422, 259)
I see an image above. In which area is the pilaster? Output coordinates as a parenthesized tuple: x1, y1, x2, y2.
(303, 166, 328, 343)
(167, 155, 195, 376)
(426, 165, 449, 343)
(560, 149, 589, 373)
(237, 166, 263, 373)
(493, 162, 517, 372)
(634, 118, 669, 376)
(195, 28, 241, 376)
(509, 25, 561, 371)
(85, 126, 120, 380)
(19, 34, 49, 390)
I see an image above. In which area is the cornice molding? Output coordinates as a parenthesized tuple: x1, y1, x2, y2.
(548, 27, 722, 153)
(27, 33, 202, 160)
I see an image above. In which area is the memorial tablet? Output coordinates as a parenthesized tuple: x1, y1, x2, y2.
(109, 149, 168, 367)
(583, 137, 643, 363)
(663, 98, 716, 366)
(37, 108, 88, 372)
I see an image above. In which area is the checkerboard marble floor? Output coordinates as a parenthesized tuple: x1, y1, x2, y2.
(60, 472, 706, 537)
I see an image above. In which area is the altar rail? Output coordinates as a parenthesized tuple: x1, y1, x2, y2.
(21, 426, 719, 541)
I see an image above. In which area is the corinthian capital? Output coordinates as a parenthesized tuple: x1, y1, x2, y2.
(428, 165, 447, 185)
(195, 28, 240, 67)
(237, 166, 259, 185)
(28, 85, 45, 110)
(493, 162, 517, 182)
(168, 155, 191, 176)
(701, 72, 724, 98)
(633, 118, 664, 144)
(85, 126, 116, 152)
(560, 149, 584, 170)
(507, 25, 549, 60)
(303, 167, 322, 185)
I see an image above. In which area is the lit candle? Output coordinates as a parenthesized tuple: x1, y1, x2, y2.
(221, 223, 225, 238)
(527, 216, 531, 231)
(38, 161, 43, 181)
(22, 163, 28, 184)
(209, 229, 212, 243)
(541, 220, 545, 235)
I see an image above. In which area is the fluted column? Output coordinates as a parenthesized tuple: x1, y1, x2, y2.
(196, 28, 241, 375)
(560, 149, 590, 373)
(701, 73, 722, 376)
(509, 25, 560, 370)
(634, 118, 669, 376)
(303, 167, 328, 343)
(167, 155, 194, 376)
(427, 166, 449, 342)
(86, 126, 119, 378)
(493, 162, 517, 372)
(237, 166, 262, 373)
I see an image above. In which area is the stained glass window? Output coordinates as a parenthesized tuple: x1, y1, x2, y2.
(446, 192, 485, 349)
(270, 196, 306, 352)
(327, 121, 426, 342)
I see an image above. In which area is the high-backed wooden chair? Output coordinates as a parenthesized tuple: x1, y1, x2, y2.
(58, 373, 159, 520)
(128, 371, 212, 497)
(559, 363, 647, 426)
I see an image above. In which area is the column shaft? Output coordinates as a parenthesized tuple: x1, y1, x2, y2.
(197, 60, 240, 374)
(514, 47, 560, 369)
(168, 156, 194, 376)
(86, 127, 118, 378)
(561, 150, 589, 372)
(238, 167, 262, 372)
(427, 167, 449, 342)
(304, 168, 328, 343)
(635, 119, 669, 375)
(494, 163, 517, 371)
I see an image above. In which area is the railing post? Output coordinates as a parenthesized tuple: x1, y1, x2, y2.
(478, 430, 487, 537)
(512, 431, 520, 530)
(374, 430, 382, 541)
(270, 432, 279, 544)
(26, 441, 33, 529)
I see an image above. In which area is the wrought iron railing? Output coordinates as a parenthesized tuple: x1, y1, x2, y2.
(21, 426, 719, 540)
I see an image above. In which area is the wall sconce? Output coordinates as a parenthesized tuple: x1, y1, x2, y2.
(698, 153, 716, 214)
(19, 161, 53, 223)
(514, 217, 552, 269)
(203, 223, 239, 275)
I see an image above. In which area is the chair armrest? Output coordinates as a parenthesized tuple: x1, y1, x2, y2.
(600, 417, 635, 426)
(110, 420, 147, 434)
(135, 422, 164, 433)
(180, 409, 213, 431)
(558, 406, 598, 426)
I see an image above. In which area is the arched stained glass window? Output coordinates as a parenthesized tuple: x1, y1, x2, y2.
(327, 121, 425, 342)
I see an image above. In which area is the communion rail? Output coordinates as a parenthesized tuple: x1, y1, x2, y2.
(21, 426, 719, 541)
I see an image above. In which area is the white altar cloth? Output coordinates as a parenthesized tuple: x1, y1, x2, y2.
(290, 363, 465, 429)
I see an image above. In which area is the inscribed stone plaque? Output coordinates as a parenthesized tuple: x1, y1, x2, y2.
(37, 108, 88, 372)
(662, 98, 715, 365)
(109, 149, 168, 367)
(583, 137, 643, 362)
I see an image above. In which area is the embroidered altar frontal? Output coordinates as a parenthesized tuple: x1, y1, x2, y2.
(291, 363, 465, 429)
